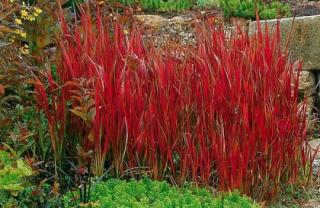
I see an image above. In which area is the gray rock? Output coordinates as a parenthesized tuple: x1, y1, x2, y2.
(135, 14, 196, 47)
(299, 71, 316, 121)
(305, 96, 315, 122)
(302, 200, 320, 208)
(309, 139, 320, 177)
(299, 71, 316, 97)
(248, 15, 320, 71)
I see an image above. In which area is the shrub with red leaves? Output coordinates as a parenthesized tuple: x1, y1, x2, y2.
(33, 7, 314, 201)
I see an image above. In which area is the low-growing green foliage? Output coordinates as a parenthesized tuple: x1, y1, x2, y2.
(219, 0, 291, 19)
(259, 1, 291, 20)
(197, 0, 219, 8)
(117, 0, 193, 11)
(64, 178, 259, 207)
(0, 150, 33, 192)
(0, 149, 32, 206)
(0, 149, 62, 207)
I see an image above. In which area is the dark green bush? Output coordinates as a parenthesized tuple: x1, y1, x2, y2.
(64, 178, 259, 207)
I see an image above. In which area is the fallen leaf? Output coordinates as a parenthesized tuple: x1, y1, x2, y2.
(52, 180, 60, 196)
(0, 84, 5, 94)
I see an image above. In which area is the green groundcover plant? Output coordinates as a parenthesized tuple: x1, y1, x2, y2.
(0, 149, 62, 207)
(64, 178, 260, 207)
(0, 149, 34, 207)
(219, 0, 291, 19)
(117, 0, 193, 12)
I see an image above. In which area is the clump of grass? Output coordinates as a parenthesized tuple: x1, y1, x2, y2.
(33, 6, 314, 202)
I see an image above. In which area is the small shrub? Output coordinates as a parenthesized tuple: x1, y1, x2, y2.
(117, 0, 193, 11)
(0, 149, 62, 207)
(0, 149, 32, 206)
(0, 150, 32, 192)
(197, 0, 219, 8)
(64, 178, 259, 207)
(219, 0, 291, 19)
(260, 2, 291, 20)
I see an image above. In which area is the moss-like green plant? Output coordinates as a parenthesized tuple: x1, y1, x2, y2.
(117, 0, 193, 11)
(219, 0, 291, 20)
(197, 0, 219, 8)
(260, 1, 291, 20)
(64, 178, 260, 207)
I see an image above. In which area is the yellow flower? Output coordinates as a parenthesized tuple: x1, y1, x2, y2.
(20, 32, 27, 38)
(34, 7, 43, 14)
(20, 45, 29, 55)
(14, 29, 22, 35)
(27, 15, 35, 21)
(14, 29, 27, 38)
(21, 10, 28, 19)
(15, 18, 22, 25)
(20, 48, 29, 55)
(9, 0, 15, 3)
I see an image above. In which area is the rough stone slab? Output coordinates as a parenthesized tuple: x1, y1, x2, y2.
(302, 200, 320, 208)
(309, 139, 320, 177)
(135, 14, 196, 47)
(249, 15, 320, 71)
(303, 97, 315, 131)
(299, 71, 317, 97)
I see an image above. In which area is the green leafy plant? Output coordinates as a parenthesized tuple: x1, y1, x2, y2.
(0, 149, 33, 206)
(219, 0, 291, 20)
(197, 0, 219, 8)
(0, 150, 33, 191)
(260, 1, 291, 20)
(63, 178, 260, 207)
(117, 0, 193, 11)
(0, 149, 63, 207)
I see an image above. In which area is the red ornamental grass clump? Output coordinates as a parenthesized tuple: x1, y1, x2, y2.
(193, 21, 312, 200)
(34, 8, 314, 201)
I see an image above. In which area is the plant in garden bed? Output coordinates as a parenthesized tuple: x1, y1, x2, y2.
(219, 0, 291, 19)
(63, 177, 259, 207)
(0, 147, 63, 207)
(116, 0, 193, 12)
(197, 0, 219, 8)
(0, 0, 59, 61)
(33, 2, 315, 202)
(0, 0, 85, 197)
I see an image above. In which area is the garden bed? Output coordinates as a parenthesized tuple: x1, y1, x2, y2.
(1, 1, 320, 207)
